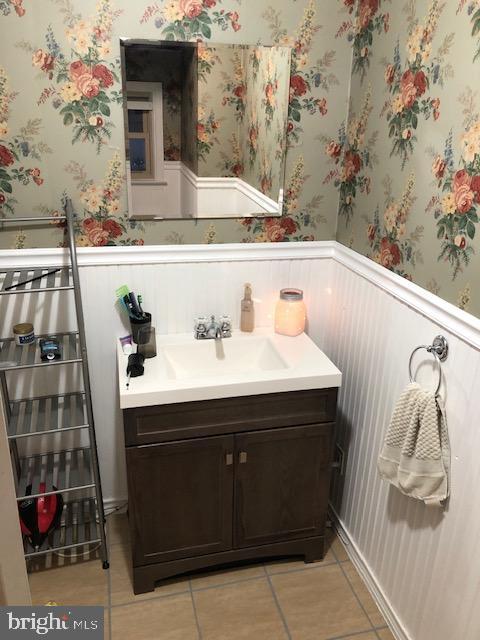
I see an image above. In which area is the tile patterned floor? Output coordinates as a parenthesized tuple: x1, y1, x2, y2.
(27, 513, 396, 640)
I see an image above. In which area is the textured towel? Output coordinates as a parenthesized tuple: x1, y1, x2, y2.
(377, 382, 450, 506)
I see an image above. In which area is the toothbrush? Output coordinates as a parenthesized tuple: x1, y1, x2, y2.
(129, 292, 142, 317)
(123, 295, 141, 319)
(138, 294, 144, 317)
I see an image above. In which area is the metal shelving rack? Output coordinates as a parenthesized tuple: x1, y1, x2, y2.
(0, 199, 109, 568)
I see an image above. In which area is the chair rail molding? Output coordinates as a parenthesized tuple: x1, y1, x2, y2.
(1, 240, 479, 348)
(0, 240, 335, 268)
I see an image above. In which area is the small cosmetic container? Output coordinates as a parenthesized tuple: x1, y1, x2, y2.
(13, 323, 35, 346)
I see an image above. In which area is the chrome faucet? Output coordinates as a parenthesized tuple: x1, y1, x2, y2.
(210, 318, 223, 340)
(194, 315, 232, 340)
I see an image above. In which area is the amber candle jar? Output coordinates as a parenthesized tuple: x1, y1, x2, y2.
(274, 289, 306, 336)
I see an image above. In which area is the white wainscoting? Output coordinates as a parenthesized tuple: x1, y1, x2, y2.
(129, 161, 279, 218)
(325, 256, 480, 640)
(1, 240, 480, 640)
(81, 255, 333, 505)
(181, 163, 279, 217)
(0, 243, 334, 507)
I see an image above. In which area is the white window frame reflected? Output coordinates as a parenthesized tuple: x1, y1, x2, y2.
(126, 81, 164, 183)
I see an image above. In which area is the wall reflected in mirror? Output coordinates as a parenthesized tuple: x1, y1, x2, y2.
(121, 40, 291, 219)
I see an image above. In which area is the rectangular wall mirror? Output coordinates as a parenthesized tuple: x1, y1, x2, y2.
(120, 39, 291, 219)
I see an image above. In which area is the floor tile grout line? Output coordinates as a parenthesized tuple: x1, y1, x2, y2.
(192, 574, 265, 592)
(109, 548, 342, 609)
(109, 556, 339, 609)
(109, 558, 340, 610)
(109, 588, 192, 609)
(336, 559, 382, 639)
(267, 539, 375, 640)
(106, 519, 386, 639)
(188, 579, 203, 640)
(265, 558, 339, 577)
(330, 530, 385, 640)
(323, 627, 378, 640)
(263, 565, 293, 640)
(189, 557, 340, 593)
(329, 535, 342, 565)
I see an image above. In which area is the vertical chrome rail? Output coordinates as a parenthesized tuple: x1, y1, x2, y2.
(65, 199, 109, 569)
(1, 369, 20, 478)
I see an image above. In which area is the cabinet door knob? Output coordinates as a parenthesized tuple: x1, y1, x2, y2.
(225, 452, 233, 466)
(239, 451, 247, 464)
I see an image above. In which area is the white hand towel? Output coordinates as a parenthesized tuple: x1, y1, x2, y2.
(377, 382, 450, 506)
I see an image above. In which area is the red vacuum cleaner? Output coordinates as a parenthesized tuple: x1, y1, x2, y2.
(18, 483, 64, 551)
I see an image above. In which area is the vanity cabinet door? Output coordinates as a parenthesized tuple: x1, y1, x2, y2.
(127, 435, 234, 566)
(234, 423, 333, 549)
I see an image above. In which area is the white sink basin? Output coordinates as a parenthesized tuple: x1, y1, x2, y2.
(163, 336, 288, 380)
(118, 328, 341, 409)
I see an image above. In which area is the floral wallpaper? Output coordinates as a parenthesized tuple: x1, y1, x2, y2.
(2, 0, 480, 318)
(335, 0, 480, 317)
(197, 43, 290, 201)
(0, 66, 51, 215)
(242, 45, 290, 200)
(0, 0, 351, 249)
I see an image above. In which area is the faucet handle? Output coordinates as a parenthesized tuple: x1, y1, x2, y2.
(195, 316, 207, 329)
(220, 315, 232, 336)
(194, 316, 208, 338)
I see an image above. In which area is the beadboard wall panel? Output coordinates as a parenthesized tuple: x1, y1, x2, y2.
(0, 254, 334, 504)
(79, 257, 333, 504)
(327, 260, 480, 640)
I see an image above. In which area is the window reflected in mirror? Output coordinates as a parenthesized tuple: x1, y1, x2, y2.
(127, 110, 151, 176)
(121, 40, 291, 220)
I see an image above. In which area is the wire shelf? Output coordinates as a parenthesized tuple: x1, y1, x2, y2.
(0, 332, 81, 371)
(8, 392, 88, 439)
(0, 267, 73, 295)
(16, 447, 95, 501)
(23, 498, 101, 558)
(1, 199, 109, 568)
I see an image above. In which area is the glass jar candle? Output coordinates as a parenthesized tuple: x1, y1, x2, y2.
(274, 289, 306, 336)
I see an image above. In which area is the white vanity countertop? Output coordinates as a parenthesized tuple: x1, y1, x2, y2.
(117, 328, 342, 409)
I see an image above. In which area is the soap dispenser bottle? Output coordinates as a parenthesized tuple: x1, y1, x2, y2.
(240, 283, 254, 332)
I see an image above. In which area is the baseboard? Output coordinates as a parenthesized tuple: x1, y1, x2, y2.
(103, 497, 128, 515)
(329, 506, 410, 640)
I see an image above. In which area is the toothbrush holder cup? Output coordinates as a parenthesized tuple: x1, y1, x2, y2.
(130, 312, 152, 345)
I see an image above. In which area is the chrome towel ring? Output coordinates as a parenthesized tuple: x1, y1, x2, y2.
(408, 335, 448, 397)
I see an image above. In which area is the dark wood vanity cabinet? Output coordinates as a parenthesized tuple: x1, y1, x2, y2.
(126, 435, 234, 567)
(123, 388, 337, 594)
(234, 425, 332, 549)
